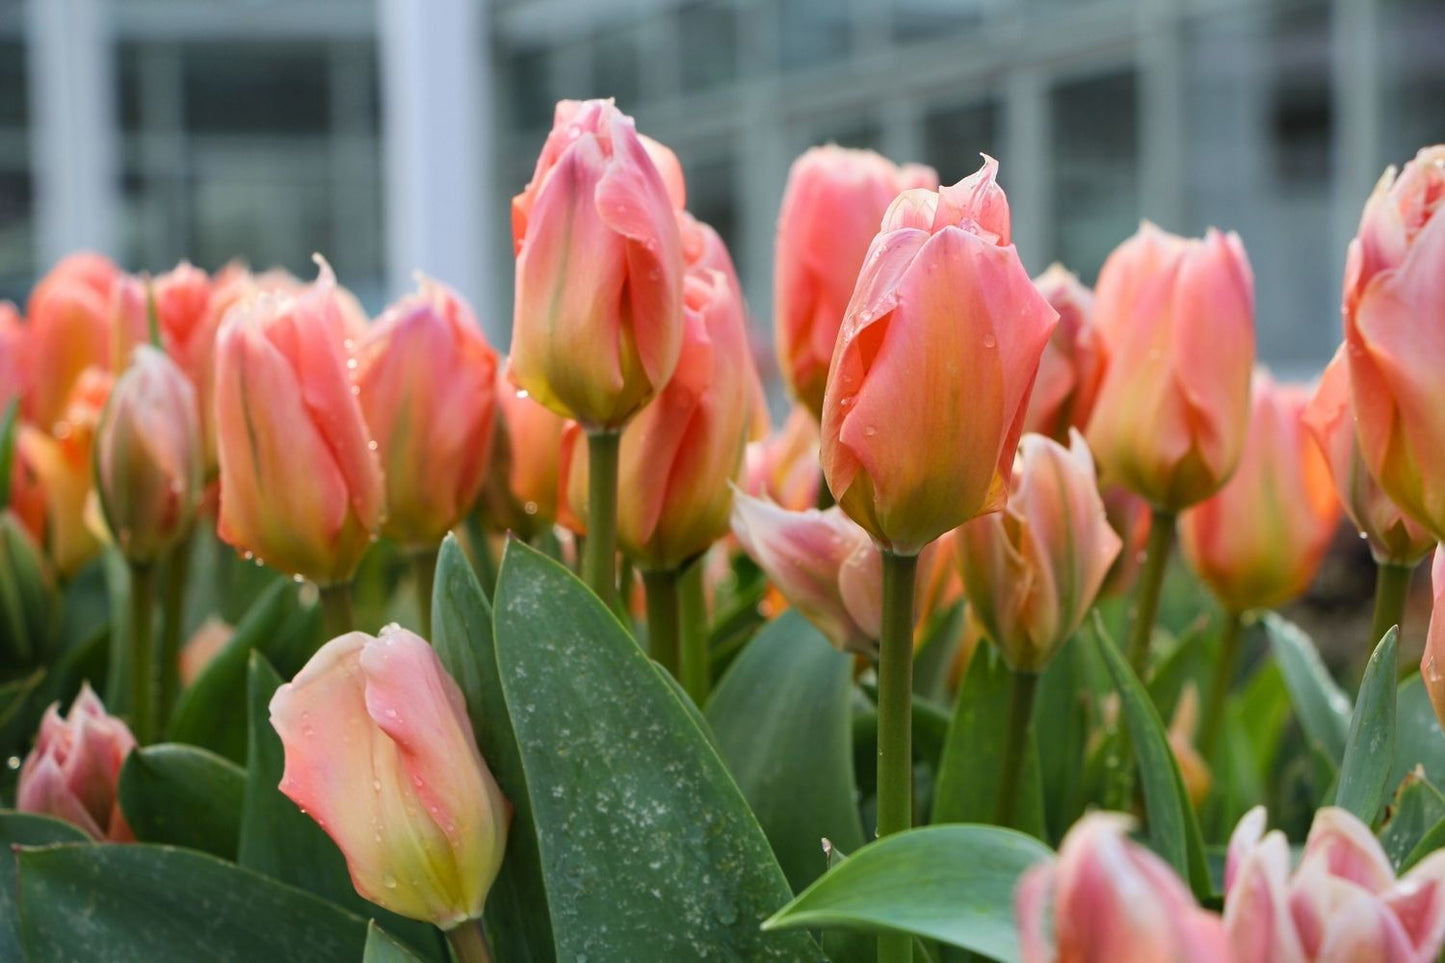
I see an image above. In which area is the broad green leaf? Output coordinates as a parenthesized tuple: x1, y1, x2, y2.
(1093, 618, 1212, 899)
(492, 542, 823, 961)
(364, 921, 428, 962)
(430, 535, 553, 963)
(0, 812, 88, 959)
(764, 824, 1051, 962)
(118, 743, 244, 859)
(1392, 675, 1445, 790)
(932, 645, 1043, 839)
(1336, 627, 1398, 824)
(235, 654, 444, 962)
(1380, 772, 1445, 870)
(706, 610, 865, 891)
(1265, 612, 1350, 766)
(16, 843, 366, 961)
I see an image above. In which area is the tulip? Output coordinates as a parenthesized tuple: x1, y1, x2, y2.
(0, 301, 26, 409)
(180, 616, 233, 688)
(1424, 548, 1445, 731)
(24, 253, 121, 430)
(214, 262, 384, 589)
(17, 683, 136, 842)
(1098, 484, 1152, 599)
(94, 346, 203, 565)
(955, 432, 1121, 673)
(356, 279, 499, 550)
(1016, 812, 1229, 963)
(270, 625, 511, 929)
(1024, 265, 1106, 443)
(478, 370, 569, 539)
(773, 146, 938, 419)
(1343, 146, 1445, 540)
(1180, 371, 1340, 615)
(151, 262, 223, 473)
(820, 157, 1057, 556)
(1224, 805, 1445, 962)
(1167, 683, 1212, 809)
(509, 98, 685, 430)
(743, 405, 821, 513)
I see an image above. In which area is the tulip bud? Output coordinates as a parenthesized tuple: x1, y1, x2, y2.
(17, 683, 135, 842)
(24, 253, 120, 430)
(0, 301, 26, 409)
(270, 625, 511, 928)
(1016, 812, 1229, 963)
(1086, 222, 1256, 511)
(94, 346, 203, 565)
(743, 405, 821, 513)
(1024, 265, 1106, 443)
(510, 99, 685, 429)
(478, 370, 568, 538)
(955, 433, 1120, 672)
(180, 616, 233, 688)
(214, 261, 383, 584)
(821, 158, 1058, 555)
(0, 511, 58, 668)
(1179, 371, 1341, 614)
(1167, 684, 1212, 809)
(151, 262, 223, 474)
(356, 280, 499, 549)
(1342, 146, 1445, 540)
(773, 146, 938, 419)
(1424, 548, 1445, 731)
(1098, 484, 1153, 598)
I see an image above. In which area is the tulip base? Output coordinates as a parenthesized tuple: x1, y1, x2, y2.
(582, 430, 621, 610)
(1370, 562, 1414, 664)
(1124, 509, 1176, 678)
(995, 669, 1039, 829)
(445, 919, 492, 963)
(877, 550, 918, 963)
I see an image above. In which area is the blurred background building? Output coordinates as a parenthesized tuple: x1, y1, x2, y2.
(0, 0, 1441, 379)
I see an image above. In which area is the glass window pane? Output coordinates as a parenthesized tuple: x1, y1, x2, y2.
(923, 99, 1000, 183)
(1380, 0, 1445, 162)
(182, 43, 330, 135)
(679, 2, 737, 93)
(1050, 70, 1139, 282)
(779, 0, 852, 73)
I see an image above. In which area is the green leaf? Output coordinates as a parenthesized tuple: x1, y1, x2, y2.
(0, 396, 18, 511)
(1336, 627, 1398, 824)
(1265, 612, 1350, 766)
(492, 541, 823, 961)
(1391, 675, 1445, 790)
(706, 609, 865, 892)
(0, 812, 88, 959)
(932, 645, 1043, 839)
(1379, 772, 1445, 870)
(1402, 814, 1445, 872)
(16, 843, 367, 961)
(913, 602, 963, 702)
(1034, 636, 1089, 843)
(118, 743, 245, 859)
(235, 654, 445, 962)
(430, 535, 554, 963)
(763, 824, 1051, 962)
(364, 921, 428, 963)
(1092, 617, 1212, 899)
(0, 513, 57, 669)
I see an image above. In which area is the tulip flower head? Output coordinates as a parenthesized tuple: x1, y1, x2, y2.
(0, 301, 26, 409)
(1086, 222, 1256, 512)
(820, 157, 1058, 555)
(479, 368, 569, 538)
(24, 253, 121, 430)
(1342, 146, 1445, 540)
(743, 405, 822, 513)
(1024, 265, 1106, 443)
(510, 99, 685, 429)
(17, 683, 135, 842)
(151, 262, 223, 472)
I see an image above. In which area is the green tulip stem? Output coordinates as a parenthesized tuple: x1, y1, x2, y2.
(157, 535, 193, 731)
(1370, 561, 1414, 666)
(877, 550, 919, 963)
(128, 562, 156, 745)
(445, 919, 493, 963)
(1198, 610, 1245, 763)
(318, 582, 356, 640)
(678, 558, 710, 705)
(643, 567, 680, 677)
(582, 429, 621, 609)
(1125, 509, 1177, 678)
(994, 669, 1040, 828)
(411, 546, 440, 638)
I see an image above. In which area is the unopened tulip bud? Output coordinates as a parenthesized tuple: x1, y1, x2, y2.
(1180, 371, 1341, 614)
(17, 683, 135, 841)
(94, 346, 203, 565)
(356, 280, 499, 549)
(743, 405, 821, 513)
(1167, 684, 1212, 808)
(1025, 265, 1106, 442)
(1086, 222, 1256, 511)
(1098, 484, 1152, 598)
(214, 261, 383, 584)
(510, 99, 685, 429)
(24, 254, 120, 430)
(151, 262, 223, 474)
(479, 370, 568, 538)
(1424, 548, 1445, 731)
(821, 158, 1057, 555)
(0, 301, 26, 409)
(270, 625, 511, 928)
(773, 146, 938, 419)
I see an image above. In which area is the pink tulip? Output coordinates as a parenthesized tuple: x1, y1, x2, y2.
(1225, 806, 1445, 962)
(24, 253, 121, 430)
(479, 369, 569, 538)
(356, 279, 499, 548)
(744, 405, 822, 513)
(214, 261, 383, 584)
(270, 625, 511, 928)
(820, 157, 1057, 555)
(1085, 222, 1256, 511)
(955, 432, 1121, 672)
(1343, 146, 1445, 540)
(151, 262, 223, 473)
(0, 301, 27, 409)
(1024, 264, 1106, 443)
(1016, 812, 1229, 963)
(17, 683, 135, 842)
(1424, 548, 1445, 730)
(510, 99, 685, 429)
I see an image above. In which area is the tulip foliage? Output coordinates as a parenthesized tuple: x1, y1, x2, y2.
(1, 108, 1445, 963)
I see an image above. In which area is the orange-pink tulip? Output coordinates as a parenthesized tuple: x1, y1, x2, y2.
(1303, 345, 1434, 566)
(151, 262, 223, 472)
(0, 301, 26, 409)
(95, 346, 203, 564)
(356, 280, 499, 549)
(820, 157, 1057, 555)
(1098, 484, 1153, 598)
(270, 625, 511, 928)
(214, 263, 383, 584)
(1179, 371, 1340, 613)
(1342, 146, 1445, 540)
(774, 146, 938, 419)
(1425, 548, 1445, 731)
(955, 432, 1121, 672)
(24, 253, 120, 429)
(17, 683, 135, 842)
(1086, 222, 1256, 511)
(510, 99, 685, 429)
(1016, 812, 1228, 963)
(479, 370, 569, 538)
(1024, 264, 1105, 442)
(743, 405, 821, 513)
